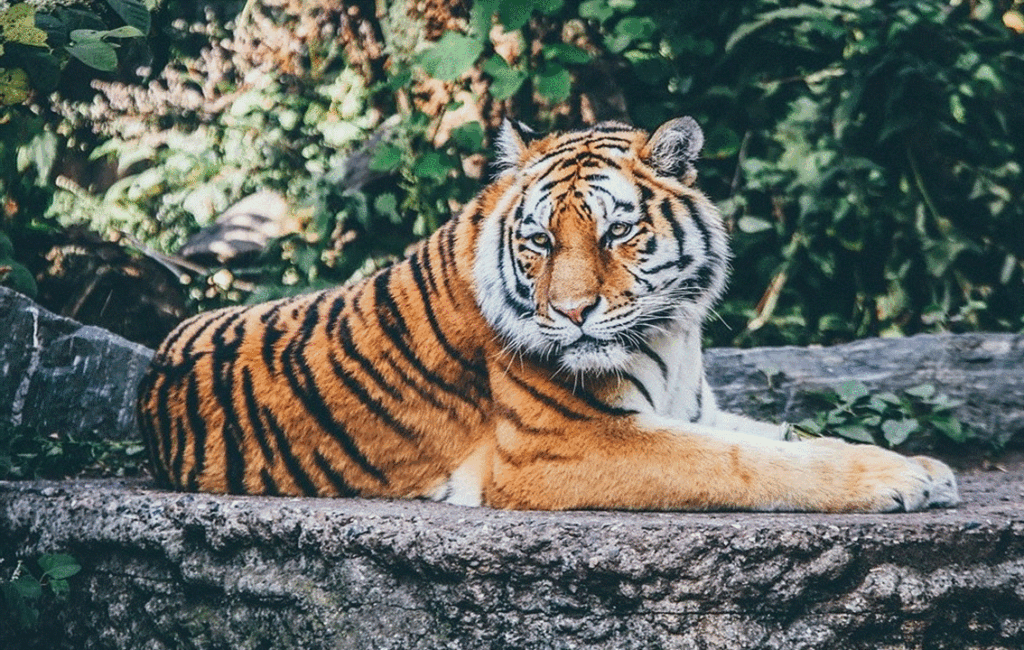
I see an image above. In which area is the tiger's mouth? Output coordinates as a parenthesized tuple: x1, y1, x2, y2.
(556, 335, 631, 372)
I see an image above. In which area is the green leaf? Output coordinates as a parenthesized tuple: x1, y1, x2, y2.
(12, 574, 42, 601)
(38, 554, 81, 580)
(449, 121, 485, 152)
(726, 6, 842, 52)
(737, 216, 773, 234)
(931, 416, 967, 443)
(483, 55, 527, 100)
(535, 0, 564, 14)
(543, 43, 591, 65)
(881, 419, 918, 446)
(66, 40, 119, 72)
(535, 63, 572, 103)
(368, 142, 403, 172)
(373, 192, 401, 224)
(0, 3, 48, 47)
(905, 384, 936, 400)
(418, 31, 484, 81)
(498, 0, 533, 30)
(413, 151, 456, 181)
(579, 0, 614, 22)
(836, 380, 870, 404)
(104, 0, 151, 34)
(834, 424, 875, 444)
(0, 67, 31, 105)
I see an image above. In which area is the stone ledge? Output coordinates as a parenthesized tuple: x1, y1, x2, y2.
(2, 473, 1023, 650)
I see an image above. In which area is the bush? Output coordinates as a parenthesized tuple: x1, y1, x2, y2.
(5, 0, 1024, 346)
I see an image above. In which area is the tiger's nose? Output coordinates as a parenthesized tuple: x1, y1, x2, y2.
(550, 297, 598, 325)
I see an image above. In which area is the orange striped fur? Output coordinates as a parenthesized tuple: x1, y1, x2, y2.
(137, 118, 959, 512)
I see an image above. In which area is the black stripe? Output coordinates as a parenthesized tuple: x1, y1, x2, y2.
(382, 353, 449, 411)
(679, 194, 719, 264)
(335, 314, 404, 401)
(260, 468, 280, 496)
(241, 366, 276, 464)
(171, 413, 187, 489)
(372, 267, 483, 408)
(259, 404, 320, 496)
(436, 222, 461, 303)
(506, 372, 589, 421)
(313, 450, 359, 497)
(209, 312, 247, 494)
(326, 349, 418, 441)
(622, 373, 655, 409)
(659, 197, 694, 272)
(154, 375, 175, 486)
(637, 340, 668, 379)
(326, 291, 347, 334)
(280, 299, 389, 484)
(408, 245, 489, 380)
(136, 389, 170, 487)
(548, 376, 639, 417)
(261, 303, 287, 374)
(493, 403, 554, 436)
(694, 375, 704, 422)
(184, 372, 209, 491)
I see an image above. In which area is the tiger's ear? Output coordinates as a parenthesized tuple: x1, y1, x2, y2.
(494, 119, 537, 173)
(642, 117, 704, 185)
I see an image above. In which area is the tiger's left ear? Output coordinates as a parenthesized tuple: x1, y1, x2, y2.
(494, 119, 537, 174)
(642, 117, 704, 185)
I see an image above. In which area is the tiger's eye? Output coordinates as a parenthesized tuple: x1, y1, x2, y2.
(530, 233, 551, 248)
(608, 222, 632, 238)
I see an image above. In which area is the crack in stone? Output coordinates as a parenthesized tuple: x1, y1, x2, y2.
(10, 305, 39, 426)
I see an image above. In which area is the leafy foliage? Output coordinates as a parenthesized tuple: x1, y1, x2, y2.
(0, 421, 147, 480)
(1, 554, 81, 631)
(1, 0, 151, 297)
(6, 0, 1024, 345)
(797, 380, 977, 450)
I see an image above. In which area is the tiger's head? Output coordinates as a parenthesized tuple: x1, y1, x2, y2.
(473, 117, 730, 373)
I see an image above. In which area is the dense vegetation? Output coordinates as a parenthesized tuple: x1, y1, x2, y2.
(2, 0, 1022, 349)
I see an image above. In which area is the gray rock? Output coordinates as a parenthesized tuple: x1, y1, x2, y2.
(706, 333, 1024, 448)
(1, 473, 1022, 650)
(0, 286, 153, 440)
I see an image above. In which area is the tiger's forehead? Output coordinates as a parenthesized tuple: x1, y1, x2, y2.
(520, 125, 646, 176)
(516, 127, 646, 222)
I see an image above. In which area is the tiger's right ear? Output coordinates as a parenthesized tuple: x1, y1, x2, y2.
(642, 116, 704, 185)
(494, 119, 536, 173)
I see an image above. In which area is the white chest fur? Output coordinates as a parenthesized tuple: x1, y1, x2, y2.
(613, 325, 710, 422)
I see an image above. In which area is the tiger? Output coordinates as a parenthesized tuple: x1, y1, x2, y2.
(136, 117, 960, 512)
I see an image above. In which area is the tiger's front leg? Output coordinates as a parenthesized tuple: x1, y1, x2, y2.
(483, 414, 959, 513)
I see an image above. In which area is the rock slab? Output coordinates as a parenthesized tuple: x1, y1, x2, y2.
(0, 286, 153, 440)
(706, 334, 1024, 449)
(1, 473, 1023, 650)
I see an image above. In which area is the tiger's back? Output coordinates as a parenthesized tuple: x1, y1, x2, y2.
(137, 216, 494, 499)
(138, 118, 959, 513)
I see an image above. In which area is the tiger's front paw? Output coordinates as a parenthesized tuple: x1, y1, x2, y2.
(810, 439, 960, 513)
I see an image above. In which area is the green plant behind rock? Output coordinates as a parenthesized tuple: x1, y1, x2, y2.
(797, 380, 978, 452)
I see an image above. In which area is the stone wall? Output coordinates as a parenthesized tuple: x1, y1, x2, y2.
(1, 473, 1023, 650)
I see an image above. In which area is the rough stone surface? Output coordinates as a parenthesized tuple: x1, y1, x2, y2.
(706, 333, 1024, 449)
(2, 473, 1023, 650)
(0, 286, 153, 440)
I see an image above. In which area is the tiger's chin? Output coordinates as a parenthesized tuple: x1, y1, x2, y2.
(555, 338, 632, 374)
